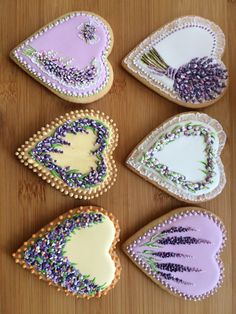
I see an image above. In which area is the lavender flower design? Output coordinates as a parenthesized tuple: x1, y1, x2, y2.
(157, 271, 192, 285)
(23, 212, 107, 296)
(143, 250, 192, 259)
(23, 46, 99, 88)
(77, 21, 99, 44)
(138, 225, 211, 286)
(141, 48, 228, 103)
(141, 122, 217, 192)
(29, 118, 109, 189)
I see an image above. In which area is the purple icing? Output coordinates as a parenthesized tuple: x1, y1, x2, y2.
(13, 13, 112, 97)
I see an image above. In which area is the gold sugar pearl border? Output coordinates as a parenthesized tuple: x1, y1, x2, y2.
(13, 205, 121, 299)
(15, 109, 119, 200)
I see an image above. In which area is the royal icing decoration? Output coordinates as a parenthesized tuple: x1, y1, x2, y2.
(123, 207, 226, 300)
(16, 110, 119, 199)
(123, 16, 228, 108)
(13, 206, 121, 299)
(77, 21, 100, 44)
(10, 12, 113, 103)
(23, 46, 99, 89)
(127, 112, 226, 203)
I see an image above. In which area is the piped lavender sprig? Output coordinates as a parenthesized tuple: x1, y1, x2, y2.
(141, 48, 228, 103)
(143, 250, 192, 259)
(137, 224, 210, 286)
(156, 236, 211, 246)
(158, 271, 192, 285)
(155, 262, 201, 273)
(23, 46, 98, 88)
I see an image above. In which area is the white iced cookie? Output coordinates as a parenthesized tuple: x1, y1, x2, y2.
(127, 112, 226, 203)
(123, 16, 228, 109)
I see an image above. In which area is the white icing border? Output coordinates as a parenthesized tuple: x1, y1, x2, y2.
(127, 112, 226, 202)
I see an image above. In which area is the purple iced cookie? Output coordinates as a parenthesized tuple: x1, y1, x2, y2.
(10, 12, 113, 103)
(123, 207, 226, 300)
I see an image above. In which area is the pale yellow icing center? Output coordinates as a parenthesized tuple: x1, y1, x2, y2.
(50, 129, 99, 174)
(63, 215, 116, 287)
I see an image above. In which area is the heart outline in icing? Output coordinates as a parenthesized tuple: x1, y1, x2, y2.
(122, 207, 226, 300)
(13, 206, 121, 299)
(122, 16, 228, 109)
(10, 11, 114, 103)
(126, 112, 226, 203)
(16, 109, 119, 200)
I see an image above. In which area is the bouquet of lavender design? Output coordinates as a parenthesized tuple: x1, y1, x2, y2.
(141, 48, 228, 103)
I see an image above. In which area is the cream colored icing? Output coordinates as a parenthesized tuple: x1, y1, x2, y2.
(50, 129, 99, 174)
(63, 215, 116, 287)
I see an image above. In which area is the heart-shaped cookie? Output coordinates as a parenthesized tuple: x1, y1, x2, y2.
(126, 112, 226, 203)
(122, 16, 228, 108)
(10, 12, 113, 103)
(16, 109, 118, 199)
(13, 206, 121, 299)
(123, 207, 226, 300)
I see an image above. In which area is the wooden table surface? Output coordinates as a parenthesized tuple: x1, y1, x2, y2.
(0, 1, 235, 313)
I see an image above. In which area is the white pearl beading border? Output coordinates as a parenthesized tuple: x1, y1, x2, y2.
(127, 112, 226, 202)
(126, 209, 226, 301)
(124, 16, 226, 102)
(12, 12, 112, 98)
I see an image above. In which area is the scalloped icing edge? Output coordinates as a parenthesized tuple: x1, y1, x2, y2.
(126, 112, 226, 203)
(10, 11, 114, 104)
(122, 15, 228, 109)
(13, 206, 121, 299)
(122, 206, 226, 301)
(16, 109, 119, 200)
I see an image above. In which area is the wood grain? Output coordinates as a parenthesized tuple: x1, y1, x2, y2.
(0, 1, 235, 314)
